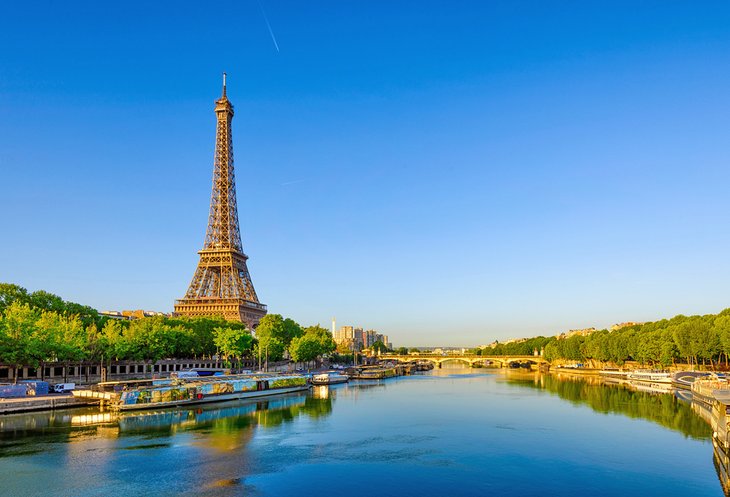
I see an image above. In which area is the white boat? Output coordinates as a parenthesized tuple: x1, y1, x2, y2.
(672, 370, 712, 390)
(311, 371, 349, 385)
(627, 370, 672, 384)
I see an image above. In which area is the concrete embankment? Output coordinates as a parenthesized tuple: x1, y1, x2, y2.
(0, 395, 96, 414)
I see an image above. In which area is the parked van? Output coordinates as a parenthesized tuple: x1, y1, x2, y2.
(53, 383, 75, 393)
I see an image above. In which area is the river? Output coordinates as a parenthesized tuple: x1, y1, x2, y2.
(0, 368, 724, 496)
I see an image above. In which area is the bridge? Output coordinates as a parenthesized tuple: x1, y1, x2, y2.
(378, 354, 548, 368)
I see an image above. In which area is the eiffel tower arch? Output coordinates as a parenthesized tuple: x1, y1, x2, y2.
(174, 74, 267, 328)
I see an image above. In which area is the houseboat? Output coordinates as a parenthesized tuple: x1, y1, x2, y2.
(347, 365, 399, 380)
(627, 370, 672, 384)
(672, 370, 713, 390)
(311, 371, 349, 385)
(73, 373, 310, 411)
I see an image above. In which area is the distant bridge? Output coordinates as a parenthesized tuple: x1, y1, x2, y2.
(378, 354, 547, 368)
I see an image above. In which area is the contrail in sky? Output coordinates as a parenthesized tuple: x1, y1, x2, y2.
(257, 0, 280, 53)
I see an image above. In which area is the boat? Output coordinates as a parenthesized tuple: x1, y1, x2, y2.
(311, 371, 349, 385)
(73, 373, 310, 411)
(347, 366, 398, 380)
(627, 370, 672, 384)
(691, 374, 730, 408)
(672, 370, 713, 390)
(599, 369, 630, 379)
(173, 367, 231, 378)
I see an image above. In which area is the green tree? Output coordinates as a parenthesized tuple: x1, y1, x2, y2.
(100, 319, 127, 360)
(659, 329, 679, 367)
(715, 314, 730, 367)
(688, 317, 719, 368)
(302, 325, 336, 355)
(0, 283, 30, 313)
(255, 314, 302, 361)
(28, 290, 66, 315)
(289, 334, 323, 363)
(372, 340, 388, 354)
(543, 341, 561, 362)
(289, 325, 336, 364)
(0, 302, 84, 381)
(214, 326, 254, 366)
(671, 317, 694, 365)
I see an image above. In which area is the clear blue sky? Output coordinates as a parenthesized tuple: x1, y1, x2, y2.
(2, 1, 730, 346)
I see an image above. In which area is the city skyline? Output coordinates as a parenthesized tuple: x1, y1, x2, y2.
(3, 2, 730, 345)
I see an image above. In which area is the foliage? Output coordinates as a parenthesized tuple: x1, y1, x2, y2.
(481, 310, 730, 368)
(213, 326, 254, 364)
(289, 325, 336, 363)
(0, 284, 256, 366)
(0, 283, 100, 327)
(0, 283, 345, 372)
(254, 314, 302, 362)
(0, 302, 86, 380)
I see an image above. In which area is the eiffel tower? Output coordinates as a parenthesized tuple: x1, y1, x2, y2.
(174, 74, 267, 328)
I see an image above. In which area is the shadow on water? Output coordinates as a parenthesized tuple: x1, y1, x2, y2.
(503, 371, 712, 440)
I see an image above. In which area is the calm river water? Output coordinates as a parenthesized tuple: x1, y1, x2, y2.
(0, 368, 725, 496)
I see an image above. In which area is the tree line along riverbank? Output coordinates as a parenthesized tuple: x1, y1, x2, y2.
(0, 283, 337, 380)
(4, 282, 730, 375)
(474, 309, 730, 369)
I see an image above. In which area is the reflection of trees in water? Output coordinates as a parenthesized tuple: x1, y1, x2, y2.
(115, 392, 334, 435)
(507, 373, 711, 439)
(300, 394, 333, 419)
(0, 391, 335, 447)
(256, 394, 333, 427)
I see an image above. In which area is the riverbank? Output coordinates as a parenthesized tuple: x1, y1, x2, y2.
(0, 394, 96, 414)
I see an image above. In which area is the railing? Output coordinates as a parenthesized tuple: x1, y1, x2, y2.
(174, 298, 267, 311)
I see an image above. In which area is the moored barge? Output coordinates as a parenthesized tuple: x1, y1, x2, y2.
(73, 373, 309, 411)
(311, 371, 349, 385)
(627, 370, 672, 384)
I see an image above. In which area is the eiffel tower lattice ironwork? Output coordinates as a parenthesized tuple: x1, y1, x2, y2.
(174, 74, 267, 328)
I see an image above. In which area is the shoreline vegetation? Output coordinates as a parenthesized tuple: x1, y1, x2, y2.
(470, 309, 730, 370)
(4, 280, 730, 377)
(0, 283, 336, 381)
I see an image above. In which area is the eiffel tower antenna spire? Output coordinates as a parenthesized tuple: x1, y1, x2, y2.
(174, 75, 267, 328)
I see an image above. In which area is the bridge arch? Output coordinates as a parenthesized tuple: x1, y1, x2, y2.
(437, 357, 474, 367)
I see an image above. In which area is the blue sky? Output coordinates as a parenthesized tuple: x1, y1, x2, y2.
(2, 1, 730, 346)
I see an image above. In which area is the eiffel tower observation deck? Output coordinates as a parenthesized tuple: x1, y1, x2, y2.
(174, 74, 267, 328)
